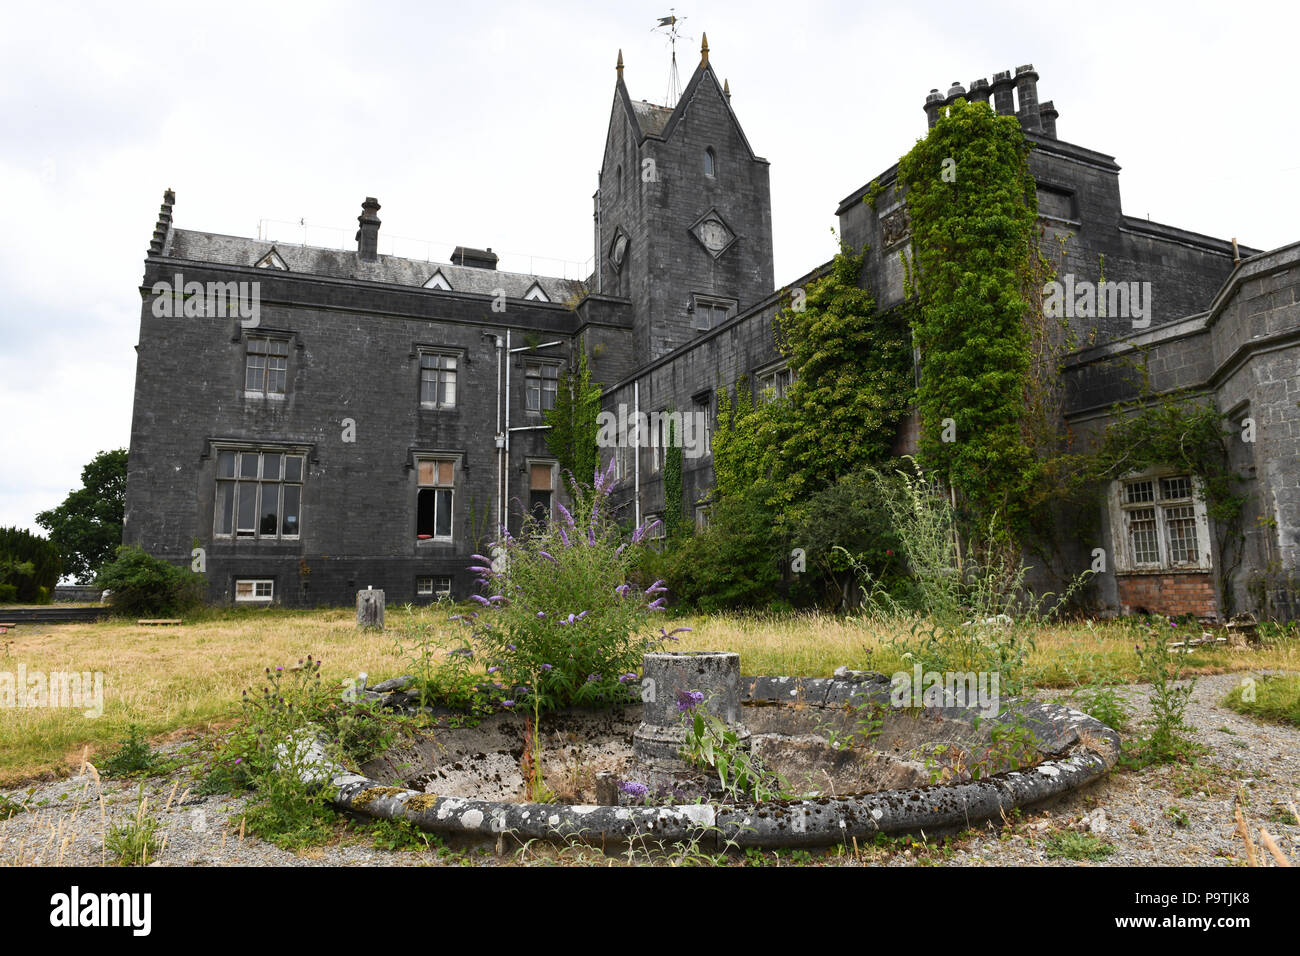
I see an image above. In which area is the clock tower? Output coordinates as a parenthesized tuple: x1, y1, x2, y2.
(594, 37, 774, 361)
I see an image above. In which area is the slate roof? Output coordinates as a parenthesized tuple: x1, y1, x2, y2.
(162, 228, 587, 303)
(631, 99, 674, 136)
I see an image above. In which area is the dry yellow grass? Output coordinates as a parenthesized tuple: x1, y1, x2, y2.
(1, 605, 1295, 786)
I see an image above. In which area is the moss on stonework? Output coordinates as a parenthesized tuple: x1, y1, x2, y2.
(403, 793, 442, 812)
(351, 786, 407, 809)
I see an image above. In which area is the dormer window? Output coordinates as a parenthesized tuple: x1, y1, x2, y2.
(423, 270, 452, 291)
(255, 248, 288, 271)
(704, 148, 716, 178)
(523, 282, 550, 302)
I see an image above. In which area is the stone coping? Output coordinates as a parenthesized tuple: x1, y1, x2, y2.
(323, 673, 1121, 849)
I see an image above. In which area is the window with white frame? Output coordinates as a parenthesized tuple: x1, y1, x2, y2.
(525, 362, 559, 412)
(417, 576, 452, 598)
(416, 458, 456, 540)
(235, 579, 274, 602)
(419, 351, 458, 408)
(215, 449, 304, 539)
(1112, 472, 1210, 571)
(245, 336, 289, 397)
(692, 393, 712, 456)
(757, 363, 794, 403)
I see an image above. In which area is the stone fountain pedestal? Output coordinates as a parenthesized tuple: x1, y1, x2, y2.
(598, 652, 752, 804)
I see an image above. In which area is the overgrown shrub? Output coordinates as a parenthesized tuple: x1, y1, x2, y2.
(642, 480, 783, 612)
(95, 546, 204, 617)
(458, 461, 680, 710)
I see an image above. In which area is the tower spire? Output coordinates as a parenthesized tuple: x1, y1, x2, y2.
(616, 49, 624, 80)
(701, 32, 709, 66)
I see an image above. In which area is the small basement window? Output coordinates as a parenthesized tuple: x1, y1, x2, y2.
(235, 579, 274, 603)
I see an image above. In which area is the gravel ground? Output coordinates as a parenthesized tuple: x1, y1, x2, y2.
(1, 671, 1295, 867)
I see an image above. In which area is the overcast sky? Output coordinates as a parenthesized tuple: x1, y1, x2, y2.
(2, 0, 1296, 538)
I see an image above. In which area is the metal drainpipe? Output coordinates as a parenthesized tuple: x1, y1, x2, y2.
(504, 329, 511, 535)
(488, 332, 504, 538)
(633, 379, 641, 528)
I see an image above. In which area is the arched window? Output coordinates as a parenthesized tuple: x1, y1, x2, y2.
(616, 164, 623, 194)
(704, 148, 716, 178)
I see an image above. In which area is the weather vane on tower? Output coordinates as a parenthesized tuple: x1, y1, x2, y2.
(653, 11, 691, 108)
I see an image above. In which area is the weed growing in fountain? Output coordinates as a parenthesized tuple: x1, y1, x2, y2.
(680, 692, 790, 803)
(457, 460, 674, 711)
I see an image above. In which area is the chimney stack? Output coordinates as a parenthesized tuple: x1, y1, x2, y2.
(924, 88, 945, 128)
(967, 77, 991, 107)
(356, 197, 381, 261)
(990, 70, 1015, 116)
(1014, 65, 1042, 132)
(1039, 100, 1059, 138)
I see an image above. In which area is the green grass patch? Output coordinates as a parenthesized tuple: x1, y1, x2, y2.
(1043, 831, 1115, 861)
(1222, 674, 1300, 727)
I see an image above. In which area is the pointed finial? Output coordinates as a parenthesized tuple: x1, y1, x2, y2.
(616, 49, 623, 79)
(723, 77, 730, 101)
(701, 32, 709, 66)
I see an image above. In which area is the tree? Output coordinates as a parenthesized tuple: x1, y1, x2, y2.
(36, 448, 127, 584)
(0, 527, 61, 603)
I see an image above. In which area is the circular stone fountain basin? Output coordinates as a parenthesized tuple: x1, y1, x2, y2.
(336, 671, 1120, 849)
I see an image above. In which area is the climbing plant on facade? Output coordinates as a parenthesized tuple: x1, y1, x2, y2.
(709, 245, 913, 511)
(545, 344, 603, 493)
(898, 97, 1042, 540)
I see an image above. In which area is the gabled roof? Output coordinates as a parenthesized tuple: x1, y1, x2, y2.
(611, 52, 766, 163)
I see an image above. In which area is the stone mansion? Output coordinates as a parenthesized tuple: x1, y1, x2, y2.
(124, 38, 1300, 620)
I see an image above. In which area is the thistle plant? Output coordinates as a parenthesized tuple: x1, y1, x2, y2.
(457, 460, 675, 710)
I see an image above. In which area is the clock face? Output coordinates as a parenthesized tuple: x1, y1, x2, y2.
(700, 220, 728, 250)
(691, 213, 735, 257)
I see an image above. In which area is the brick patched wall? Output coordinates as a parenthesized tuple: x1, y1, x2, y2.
(1116, 572, 1218, 619)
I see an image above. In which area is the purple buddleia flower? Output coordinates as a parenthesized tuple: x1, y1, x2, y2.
(647, 597, 666, 610)
(557, 502, 574, 528)
(540, 663, 553, 672)
(676, 690, 705, 713)
(615, 584, 630, 597)
(618, 673, 638, 683)
(537, 611, 546, 618)
(587, 673, 601, 683)
(487, 666, 499, 674)
(559, 527, 570, 547)
(539, 551, 558, 564)
(470, 554, 492, 565)
(615, 543, 626, 556)
(659, 626, 692, 642)
(467, 565, 493, 575)
(470, 594, 491, 606)
(631, 519, 661, 544)
(644, 579, 667, 595)
(500, 700, 515, 708)
(618, 781, 649, 799)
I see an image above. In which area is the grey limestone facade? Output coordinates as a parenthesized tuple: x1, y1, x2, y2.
(124, 44, 1298, 619)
